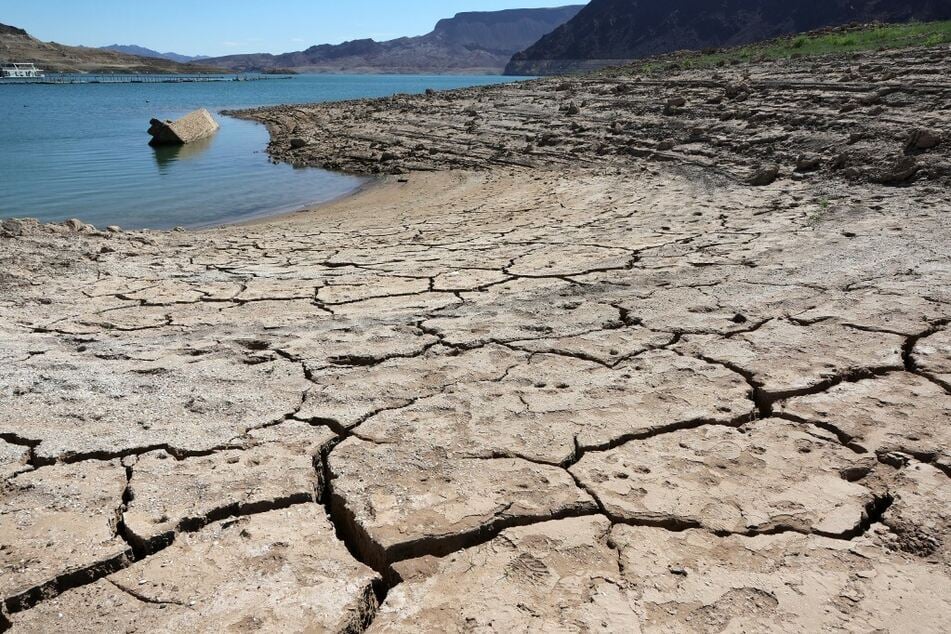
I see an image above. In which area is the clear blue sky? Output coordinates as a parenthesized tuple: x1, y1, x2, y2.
(4, 1, 584, 56)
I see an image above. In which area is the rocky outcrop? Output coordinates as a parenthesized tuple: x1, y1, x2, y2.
(147, 109, 219, 146)
(234, 42, 951, 189)
(505, 0, 951, 74)
(0, 23, 28, 37)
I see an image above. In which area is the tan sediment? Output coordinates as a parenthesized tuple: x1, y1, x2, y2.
(233, 174, 385, 228)
(1, 41, 950, 632)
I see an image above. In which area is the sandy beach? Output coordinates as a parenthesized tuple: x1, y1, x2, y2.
(2, 41, 950, 632)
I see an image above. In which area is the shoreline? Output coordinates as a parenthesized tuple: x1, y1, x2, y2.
(221, 173, 383, 230)
(236, 168, 528, 231)
(1, 74, 527, 234)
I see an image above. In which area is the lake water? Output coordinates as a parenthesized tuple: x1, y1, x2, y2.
(0, 75, 526, 229)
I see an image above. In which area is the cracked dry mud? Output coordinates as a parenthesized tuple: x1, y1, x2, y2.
(2, 43, 950, 632)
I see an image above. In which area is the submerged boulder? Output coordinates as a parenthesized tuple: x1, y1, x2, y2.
(148, 108, 219, 146)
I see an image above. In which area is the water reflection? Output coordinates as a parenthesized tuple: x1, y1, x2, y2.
(152, 134, 215, 173)
(1, 75, 516, 228)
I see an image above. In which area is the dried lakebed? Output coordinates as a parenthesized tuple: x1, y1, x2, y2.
(2, 43, 951, 632)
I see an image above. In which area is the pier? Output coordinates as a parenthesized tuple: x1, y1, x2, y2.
(0, 73, 292, 85)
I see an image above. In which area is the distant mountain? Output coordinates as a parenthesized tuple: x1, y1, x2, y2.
(101, 44, 208, 64)
(199, 6, 584, 74)
(506, 0, 951, 75)
(0, 23, 220, 74)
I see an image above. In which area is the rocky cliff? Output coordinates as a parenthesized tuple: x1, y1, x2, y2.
(506, 0, 951, 74)
(199, 6, 584, 74)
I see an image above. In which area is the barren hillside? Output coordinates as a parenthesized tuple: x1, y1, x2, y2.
(0, 23, 220, 74)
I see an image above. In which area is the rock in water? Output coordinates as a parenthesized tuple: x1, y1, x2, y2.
(147, 108, 219, 146)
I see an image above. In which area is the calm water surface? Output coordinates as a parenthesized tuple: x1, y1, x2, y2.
(0, 75, 526, 229)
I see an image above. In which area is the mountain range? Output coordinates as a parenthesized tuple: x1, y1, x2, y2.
(506, 0, 951, 74)
(197, 6, 584, 74)
(8, 2, 949, 79)
(100, 44, 208, 64)
(0, 23, 219, 74)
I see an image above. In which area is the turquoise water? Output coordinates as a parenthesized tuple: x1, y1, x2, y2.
(0, 75, 525, 229)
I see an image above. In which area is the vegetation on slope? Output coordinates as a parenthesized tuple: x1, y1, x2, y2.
(612, 21, 951, 75)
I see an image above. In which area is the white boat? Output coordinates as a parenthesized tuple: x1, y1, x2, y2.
(1, 62, 45, 78)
